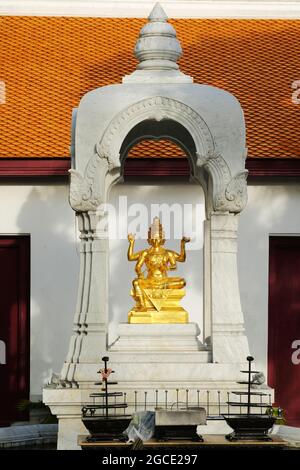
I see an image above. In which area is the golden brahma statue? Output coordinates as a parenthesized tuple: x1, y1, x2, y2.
(127, 217, 190, 323)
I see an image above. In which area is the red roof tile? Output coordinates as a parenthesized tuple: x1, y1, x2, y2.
(0, 17, 300, 159)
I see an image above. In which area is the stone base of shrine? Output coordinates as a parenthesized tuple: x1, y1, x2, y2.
(43, 324, 273, 449)
(43, 379, 274, 450)
(109, 323, 202, 351)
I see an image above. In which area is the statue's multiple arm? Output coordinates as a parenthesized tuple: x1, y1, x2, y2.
(128, 234, 146, 278)
(168, 251, 177, 270)
(128, 233, 190, 276)
(127, 233, 140, 261)
(135, 252, 146, 278)
(169, 237, 190, 264)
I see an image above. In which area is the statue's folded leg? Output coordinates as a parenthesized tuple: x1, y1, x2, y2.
(132, 278, 147, 309)
(164, 277, 186, 289)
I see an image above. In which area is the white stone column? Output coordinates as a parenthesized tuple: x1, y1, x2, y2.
(75, 211, 108, 361)
(60, 210, 109, 386)
(60, 212, 90, 385)
(203, 219, 212, 348)
(210, 212, 250, 363)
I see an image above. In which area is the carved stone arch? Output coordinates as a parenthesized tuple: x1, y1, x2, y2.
(70, 96, 248, 214)
(103, 95, 248, 214)
(97, 96, 215, 173)
(95, 95, 218, 213)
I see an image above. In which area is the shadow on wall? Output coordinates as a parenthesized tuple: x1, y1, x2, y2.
(15, 183, 79, 396)
(238, 183, 300, 374)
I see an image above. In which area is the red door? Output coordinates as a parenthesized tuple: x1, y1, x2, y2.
(268, 236, 300, 426)
(0, 236, 30, 426)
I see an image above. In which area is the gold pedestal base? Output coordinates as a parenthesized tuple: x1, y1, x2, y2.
(128, 308, 188, 324)
(128, 288, 189, 324)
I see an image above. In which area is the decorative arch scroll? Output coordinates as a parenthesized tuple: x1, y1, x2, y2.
(69, 96, 248, 214)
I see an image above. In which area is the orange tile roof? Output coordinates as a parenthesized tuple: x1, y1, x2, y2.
(0, 17, 300, 159)
(127, 140, 185, 159)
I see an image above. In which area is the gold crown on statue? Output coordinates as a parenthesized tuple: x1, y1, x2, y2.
(148, 217, 165, 240)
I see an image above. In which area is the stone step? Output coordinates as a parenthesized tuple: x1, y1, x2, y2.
(107, 351, 211, 362)
(0, 424, 58, 448)
(109, 322, 203, 351)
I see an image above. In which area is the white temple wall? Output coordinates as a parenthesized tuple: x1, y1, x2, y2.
(238, 181, 300, 376)
(0, 181, 78, 400)
(0, 180, 299, 397)
(2, 0, 300, 20)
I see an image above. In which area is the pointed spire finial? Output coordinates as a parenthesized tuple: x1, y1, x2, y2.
(148, 3, 168, 22)
(134, 3, 181, 72)
(122, 3, 192, 83)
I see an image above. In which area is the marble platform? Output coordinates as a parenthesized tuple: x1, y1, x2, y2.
(109, 323, 202, 351)
(44, 322, 256, 449)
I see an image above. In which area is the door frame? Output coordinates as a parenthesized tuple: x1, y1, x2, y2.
(268, 235, 300, 416)
(0, 235, 30, 424)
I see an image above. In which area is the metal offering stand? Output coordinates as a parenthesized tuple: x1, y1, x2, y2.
(223, 356, 276, 441)
(81, 356, 131, 442)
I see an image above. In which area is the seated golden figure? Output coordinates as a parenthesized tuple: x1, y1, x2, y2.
(127, 217, 190, 323)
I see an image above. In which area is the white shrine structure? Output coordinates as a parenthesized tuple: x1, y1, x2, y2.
(44, 4, 254, 449)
